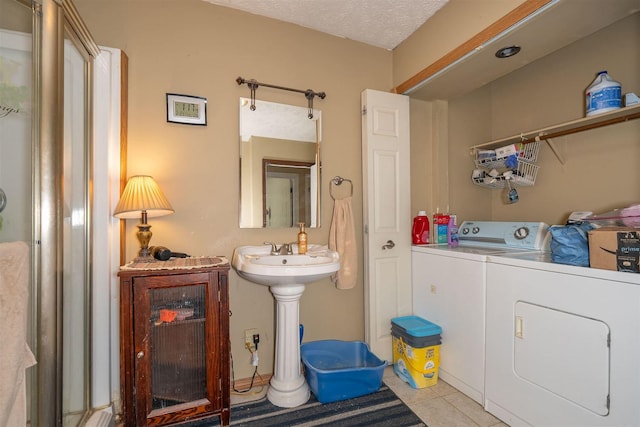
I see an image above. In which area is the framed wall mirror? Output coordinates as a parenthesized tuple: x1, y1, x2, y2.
(239, 98, 321, 228)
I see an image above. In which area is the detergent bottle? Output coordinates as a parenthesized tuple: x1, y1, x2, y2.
(412, 211, 430, 245)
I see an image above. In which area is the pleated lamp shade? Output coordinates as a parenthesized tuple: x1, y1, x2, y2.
(114, 175, 174, 219)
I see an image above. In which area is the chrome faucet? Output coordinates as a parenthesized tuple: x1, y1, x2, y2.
(279, 243, 294, 255)
(264, 242, 295, 255)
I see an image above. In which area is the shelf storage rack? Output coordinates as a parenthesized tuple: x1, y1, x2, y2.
(472, 140, 541, 189)
(470, 104, 640, 189)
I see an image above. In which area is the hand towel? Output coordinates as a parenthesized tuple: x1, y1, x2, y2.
(329, 197, 357, 289)
(0, 241, 37, 427)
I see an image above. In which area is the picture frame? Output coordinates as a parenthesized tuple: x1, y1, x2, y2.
(166, 93, 207, 125)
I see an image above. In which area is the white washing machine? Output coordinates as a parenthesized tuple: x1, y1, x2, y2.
(484, 251, 640, 427)
(412, 221, 549, 404)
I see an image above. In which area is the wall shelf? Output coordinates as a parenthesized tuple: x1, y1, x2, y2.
(470, 104, 640, 164)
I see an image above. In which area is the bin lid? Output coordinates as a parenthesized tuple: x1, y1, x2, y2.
(392, 315, 442, 337)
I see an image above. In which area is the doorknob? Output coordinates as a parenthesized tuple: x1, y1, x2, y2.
(382, 240, 395, 250)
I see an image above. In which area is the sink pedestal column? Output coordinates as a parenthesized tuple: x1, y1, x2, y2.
(266, 284, 310, 407)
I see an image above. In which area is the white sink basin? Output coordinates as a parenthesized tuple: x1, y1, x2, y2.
(232, 244, 341, 407)
(232, 244, 340, 286)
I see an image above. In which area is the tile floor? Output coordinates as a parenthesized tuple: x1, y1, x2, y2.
(382, 367, 506, 427)
(231, 366, 508, 427)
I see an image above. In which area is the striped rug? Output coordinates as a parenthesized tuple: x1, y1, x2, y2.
(184, 384, 426, 426)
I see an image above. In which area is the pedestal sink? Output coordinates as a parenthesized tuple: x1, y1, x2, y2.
(232, 244, 340, 407)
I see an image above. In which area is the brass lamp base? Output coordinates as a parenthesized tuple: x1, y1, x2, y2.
(134, 222, 156, 262)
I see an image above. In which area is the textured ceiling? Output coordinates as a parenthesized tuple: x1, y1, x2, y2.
(202, 0, 449, 50)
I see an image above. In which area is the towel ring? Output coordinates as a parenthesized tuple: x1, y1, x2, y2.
(330, 176, 353, 200)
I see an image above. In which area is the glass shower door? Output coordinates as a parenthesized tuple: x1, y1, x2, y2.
(62, 29, 90, 426)
(1, 0, 95, 424)
(0, 1, 35, 424)
(0, 1, 32, 243)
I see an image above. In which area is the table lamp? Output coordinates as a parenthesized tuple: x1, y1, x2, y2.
(114, 175, 174, 262)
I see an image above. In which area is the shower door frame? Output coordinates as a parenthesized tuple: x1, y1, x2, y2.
(5, 0, 122, 424)
(35, 0, 101, 424)
(2, 0, 121, 426)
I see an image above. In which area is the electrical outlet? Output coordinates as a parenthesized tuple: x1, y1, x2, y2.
(244, 328, 259, 348)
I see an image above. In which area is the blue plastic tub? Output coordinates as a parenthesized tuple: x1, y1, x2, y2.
(301, 340, 387, 404)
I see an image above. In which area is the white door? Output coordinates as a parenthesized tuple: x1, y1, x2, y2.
(266, 177, 292, 227)
(361, 89, 411, 361)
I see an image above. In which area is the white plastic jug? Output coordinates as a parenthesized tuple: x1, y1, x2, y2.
(585, 70, 621, 116)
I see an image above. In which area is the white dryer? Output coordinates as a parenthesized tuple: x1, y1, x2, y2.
(485, 252, 640, 426)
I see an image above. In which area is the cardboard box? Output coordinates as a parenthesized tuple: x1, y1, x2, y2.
(588, 227, 640, 272)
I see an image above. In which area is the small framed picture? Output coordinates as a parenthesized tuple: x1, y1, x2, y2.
(166, 93, 207, 125)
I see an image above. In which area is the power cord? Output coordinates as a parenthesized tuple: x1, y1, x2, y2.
(230, 337, 265, 395)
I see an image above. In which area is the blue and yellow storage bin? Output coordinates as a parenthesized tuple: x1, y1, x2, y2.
(391, 315, 442, 389)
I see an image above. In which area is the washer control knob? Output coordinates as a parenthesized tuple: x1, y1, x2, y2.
(472, 227, 480, 234)
(461, 227, 469, 235)
(514, 226, 530, 239)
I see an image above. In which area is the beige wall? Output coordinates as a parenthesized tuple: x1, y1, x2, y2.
(409, 99, 434, 216)
(0, 0, 31, 31)
(74, 0, 392, 379)
(448, 12, 640, 226)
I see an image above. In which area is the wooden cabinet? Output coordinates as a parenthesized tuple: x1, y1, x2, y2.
(118, 258, 230, 426)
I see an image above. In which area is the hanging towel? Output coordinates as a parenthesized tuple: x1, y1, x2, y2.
(329, 197, 357, 289)
(0, 241, 37, 427)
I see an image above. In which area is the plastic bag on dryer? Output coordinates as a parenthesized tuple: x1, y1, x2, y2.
(549, 222, 595, 267)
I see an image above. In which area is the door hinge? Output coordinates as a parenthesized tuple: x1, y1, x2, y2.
(607, 332, 611, 347)
(362, 106, 367, 115)
(364, 224, 369, 234)
(606, 394, 610, 410)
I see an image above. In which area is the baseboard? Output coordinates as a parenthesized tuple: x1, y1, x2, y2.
(232, 373, 272, 392)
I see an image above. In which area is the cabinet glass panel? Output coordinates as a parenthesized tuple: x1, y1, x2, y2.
(149, 284, 206, 409)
